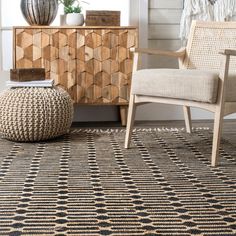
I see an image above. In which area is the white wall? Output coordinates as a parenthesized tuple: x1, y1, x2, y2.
(148, 0, 183, 69)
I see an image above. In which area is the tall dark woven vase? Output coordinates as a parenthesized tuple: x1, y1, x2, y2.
(20, 0, 58, 25)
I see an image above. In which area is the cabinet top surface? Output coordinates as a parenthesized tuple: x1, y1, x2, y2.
(13, 25, 137, 29)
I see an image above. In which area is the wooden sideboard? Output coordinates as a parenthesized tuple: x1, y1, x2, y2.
(13, 26, 138, 125)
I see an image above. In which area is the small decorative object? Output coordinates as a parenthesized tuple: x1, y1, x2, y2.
(85, 10, 120, 26)
(66, 13, 84, 26)
(0, 87, 73, 142)
(10, 68, 45, 82)
(60, 14, 67, 26)
(59, 0, 85, 26)
(20, 0, 58, 26)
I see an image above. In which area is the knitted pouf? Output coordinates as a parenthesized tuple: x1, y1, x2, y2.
(0, 87, 73, 142)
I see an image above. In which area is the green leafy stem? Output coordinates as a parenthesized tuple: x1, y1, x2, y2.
(58, 0, 88, 14)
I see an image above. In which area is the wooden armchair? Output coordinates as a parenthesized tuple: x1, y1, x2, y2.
(125, 21, 236, 167)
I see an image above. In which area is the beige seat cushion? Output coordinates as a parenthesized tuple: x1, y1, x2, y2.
(131, 69, 220, 104)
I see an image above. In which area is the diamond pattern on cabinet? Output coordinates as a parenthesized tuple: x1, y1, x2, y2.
(14, 27, 137, 105)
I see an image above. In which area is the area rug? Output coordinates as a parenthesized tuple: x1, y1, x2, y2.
(0, 128, 235, 236)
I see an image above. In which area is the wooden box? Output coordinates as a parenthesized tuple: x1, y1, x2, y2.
(10, 68, 45, 81)
(85, 10, 120, 26)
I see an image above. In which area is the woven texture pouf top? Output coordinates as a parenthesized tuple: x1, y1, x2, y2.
(0, 87, 73, 142)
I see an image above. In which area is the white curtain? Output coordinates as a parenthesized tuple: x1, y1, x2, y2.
(180, 0, 236, 40)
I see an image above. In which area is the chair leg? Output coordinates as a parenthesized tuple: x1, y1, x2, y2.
(183, 106, 192, 133)
(125, 95, 136, 149)
(211, 108, 224, 167)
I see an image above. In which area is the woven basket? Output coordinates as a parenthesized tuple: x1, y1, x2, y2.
(0, 87, 73, 142)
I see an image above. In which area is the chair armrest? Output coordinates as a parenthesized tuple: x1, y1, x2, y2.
(219, 49, 236, 56)
(130, 47, 186, 58)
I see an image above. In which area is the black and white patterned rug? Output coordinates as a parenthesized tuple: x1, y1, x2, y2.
(0, 128, 235, 236)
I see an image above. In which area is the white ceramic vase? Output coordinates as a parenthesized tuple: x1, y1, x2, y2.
(66, 13, 84, 26)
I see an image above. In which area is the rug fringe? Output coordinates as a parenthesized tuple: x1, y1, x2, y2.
(70, 127, 210, 134)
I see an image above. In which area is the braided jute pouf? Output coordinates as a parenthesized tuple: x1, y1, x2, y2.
(0, 87, 73, 142)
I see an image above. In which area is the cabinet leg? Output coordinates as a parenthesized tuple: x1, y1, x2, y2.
(119, 105, 128, 126)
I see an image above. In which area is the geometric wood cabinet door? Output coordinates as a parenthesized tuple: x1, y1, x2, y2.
(13, 26, 138, 125)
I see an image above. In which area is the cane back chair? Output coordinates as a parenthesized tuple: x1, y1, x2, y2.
(125, 21, 236, 167)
